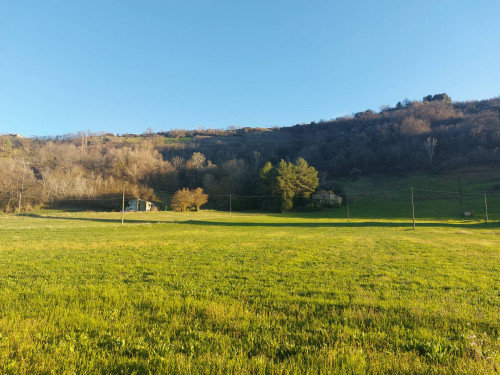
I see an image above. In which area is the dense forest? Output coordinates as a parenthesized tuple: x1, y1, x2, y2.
(1, 94, 499, 212)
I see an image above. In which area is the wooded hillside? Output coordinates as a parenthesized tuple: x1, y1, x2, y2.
(1, 95, 499, 212)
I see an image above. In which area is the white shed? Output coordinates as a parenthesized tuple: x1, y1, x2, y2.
(126, 198, 153, 212)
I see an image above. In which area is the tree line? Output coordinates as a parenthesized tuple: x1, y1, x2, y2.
(1, 94, 499, 212)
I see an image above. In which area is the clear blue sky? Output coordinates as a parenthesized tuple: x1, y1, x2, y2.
(1, 0, 499, 136)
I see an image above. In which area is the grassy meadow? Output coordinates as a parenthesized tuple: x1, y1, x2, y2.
(0, 209, 499, 374)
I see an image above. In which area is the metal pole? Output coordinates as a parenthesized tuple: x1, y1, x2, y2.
(229, 194, 232, 215)
(411, 187, 415, 230)
(484, 192, 489, 222)
(121, 184, 125, 226)
(346, 195, 350, 221)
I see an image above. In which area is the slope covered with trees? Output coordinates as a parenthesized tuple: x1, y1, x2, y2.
(1, 94, 499, 212)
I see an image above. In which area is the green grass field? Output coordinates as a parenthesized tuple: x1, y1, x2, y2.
(1, 210, 499, 374)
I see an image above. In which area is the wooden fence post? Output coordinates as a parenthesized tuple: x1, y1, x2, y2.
(484, 192, 489, 222)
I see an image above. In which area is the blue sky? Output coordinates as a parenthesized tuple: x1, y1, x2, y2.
(1, 0, 499, 136)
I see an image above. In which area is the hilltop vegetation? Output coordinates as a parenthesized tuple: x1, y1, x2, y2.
(1, 95, 499, 212)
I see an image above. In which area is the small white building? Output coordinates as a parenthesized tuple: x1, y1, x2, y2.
(126, 198, 153, 212)
(312, 190, 343, 206)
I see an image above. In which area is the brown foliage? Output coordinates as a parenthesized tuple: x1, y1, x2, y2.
(171, 187, 208, 212)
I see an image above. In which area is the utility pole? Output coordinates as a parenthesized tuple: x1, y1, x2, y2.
(458, 177, 463, 216)
(121, 184, 125, 226)
(346, 195, 350, 221)
(484, 192, 489, 222)
(411, 187, 415, 230)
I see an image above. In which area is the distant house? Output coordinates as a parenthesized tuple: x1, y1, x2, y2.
(312, 190, 343, 206)
(7, 133, 24, 138)
(126, 198, 154, 212)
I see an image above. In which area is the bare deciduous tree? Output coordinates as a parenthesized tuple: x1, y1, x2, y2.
(186, 152, 206, 170)
(424, 137, 438, 167)
(170, 156, 185, 170)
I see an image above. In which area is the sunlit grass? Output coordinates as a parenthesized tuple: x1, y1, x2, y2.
(0, 211, 499, 374)
(163, 136, 191, 143)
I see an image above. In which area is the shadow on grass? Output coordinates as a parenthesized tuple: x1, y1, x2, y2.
(182, 220, 499, 229)
(18, 213, 161, 225)
(17, 213, 499, 229)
